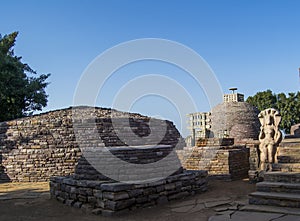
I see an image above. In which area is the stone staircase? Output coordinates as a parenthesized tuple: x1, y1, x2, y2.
(273, 144, 300, 172)
(249, 172, 300, 208)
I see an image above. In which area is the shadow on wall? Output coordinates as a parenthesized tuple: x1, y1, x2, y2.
(0, 122, 11, 183)
(73, 144, 183, 182)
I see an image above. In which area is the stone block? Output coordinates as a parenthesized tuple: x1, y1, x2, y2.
(100, 183, 133, 192)
(102, 191, 130, 201)
(104, 198, 135, 211)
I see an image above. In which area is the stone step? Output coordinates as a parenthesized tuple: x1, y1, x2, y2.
(277, 156, 300, 163)
(264, 172, 300, 183)
(273, 163, 300, 172)
(249, 191, 300, 208)
(241, 204, 300, 216)
(256, 181, 300, 194)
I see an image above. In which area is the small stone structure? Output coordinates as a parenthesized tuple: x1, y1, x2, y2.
(291, 123, 300, 138)
(50, 148, 208, 215)
(258, 108, 282, 172)
(210, 101, 260, 140)
(176, 138, 250, 180)
(223, 89, 244, 103)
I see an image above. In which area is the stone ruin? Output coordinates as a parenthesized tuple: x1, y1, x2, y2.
(0, 106, 208, 215)
(181, 91, 261, 180)
(291, 123, 300, 138)
(177, 138, 250, 181)
(0, 106, 182, 182)
(249, 108, 300, 208)
(210, 101, 260, 141)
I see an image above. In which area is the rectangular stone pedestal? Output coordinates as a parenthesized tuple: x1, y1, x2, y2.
(177, 146, 250, 180)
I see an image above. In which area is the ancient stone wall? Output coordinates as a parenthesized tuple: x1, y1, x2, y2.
(176, 145, 250, 180)
(0, 107, 183, 182)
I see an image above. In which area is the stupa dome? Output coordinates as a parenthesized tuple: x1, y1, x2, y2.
(210, 102, 260, 140)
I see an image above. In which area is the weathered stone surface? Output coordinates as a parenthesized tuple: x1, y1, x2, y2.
(210, 102, 260, 140)
(50, 169, 208, 215)
(0, 106, 184, 182)
(101, 183, 133, 192)
(258, 108, 282, 172)
(204, 200, 232, 208)
(177, 145, 250, 180)
(291, 124, 300, 137)
(102, 191, 130, 201)
(209, 211, 284, 221)
(249, 172, 300, 208)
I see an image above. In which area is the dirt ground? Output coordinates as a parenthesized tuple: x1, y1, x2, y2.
(0, 179, 256, 221)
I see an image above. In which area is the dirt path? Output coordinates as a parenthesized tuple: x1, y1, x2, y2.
(0, 179, 255, 221)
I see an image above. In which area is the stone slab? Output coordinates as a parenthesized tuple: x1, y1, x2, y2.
(209, 211, 284, 221)
(241, 204, 300, 216)
(204, 200, 232, 208)
(250, 191, 300, 201)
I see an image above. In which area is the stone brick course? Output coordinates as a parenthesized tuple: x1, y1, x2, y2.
(0, 106, 183, 182)
(210, 102, 260, 140)
(177, 144, 250, 180)
(50, 170, 208, 215)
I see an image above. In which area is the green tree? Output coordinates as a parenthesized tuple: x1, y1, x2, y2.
(247, 90, 300, 133)
(0, 32, 50, 122)
(279, 92, 300, 132)
(246, 89, 277, 111)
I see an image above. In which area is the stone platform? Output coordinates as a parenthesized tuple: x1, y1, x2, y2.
(177, 143, 250, 181)
(50, 170, 208, 216)
(50, 145, 208, 215)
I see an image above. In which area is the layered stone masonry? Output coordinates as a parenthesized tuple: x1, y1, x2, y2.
(74, 145, 183, 182)
(210, 102, 260, 140)
(0, 106, 184, 182)
(248, 140, 300, 182)
(50, 170, 208, 216)
(249, 172, 300, 208)
(176, 142, 250, 180)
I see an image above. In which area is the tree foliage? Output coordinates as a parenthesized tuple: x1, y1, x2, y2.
(0, 32, 50, 122)
(246, 90, 300, 133)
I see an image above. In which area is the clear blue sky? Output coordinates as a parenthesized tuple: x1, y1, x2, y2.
(1, 0, 300, 136)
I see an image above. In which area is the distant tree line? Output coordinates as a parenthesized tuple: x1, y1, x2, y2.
(0, 32, 50, 122)
(246, 90, 300, 133)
